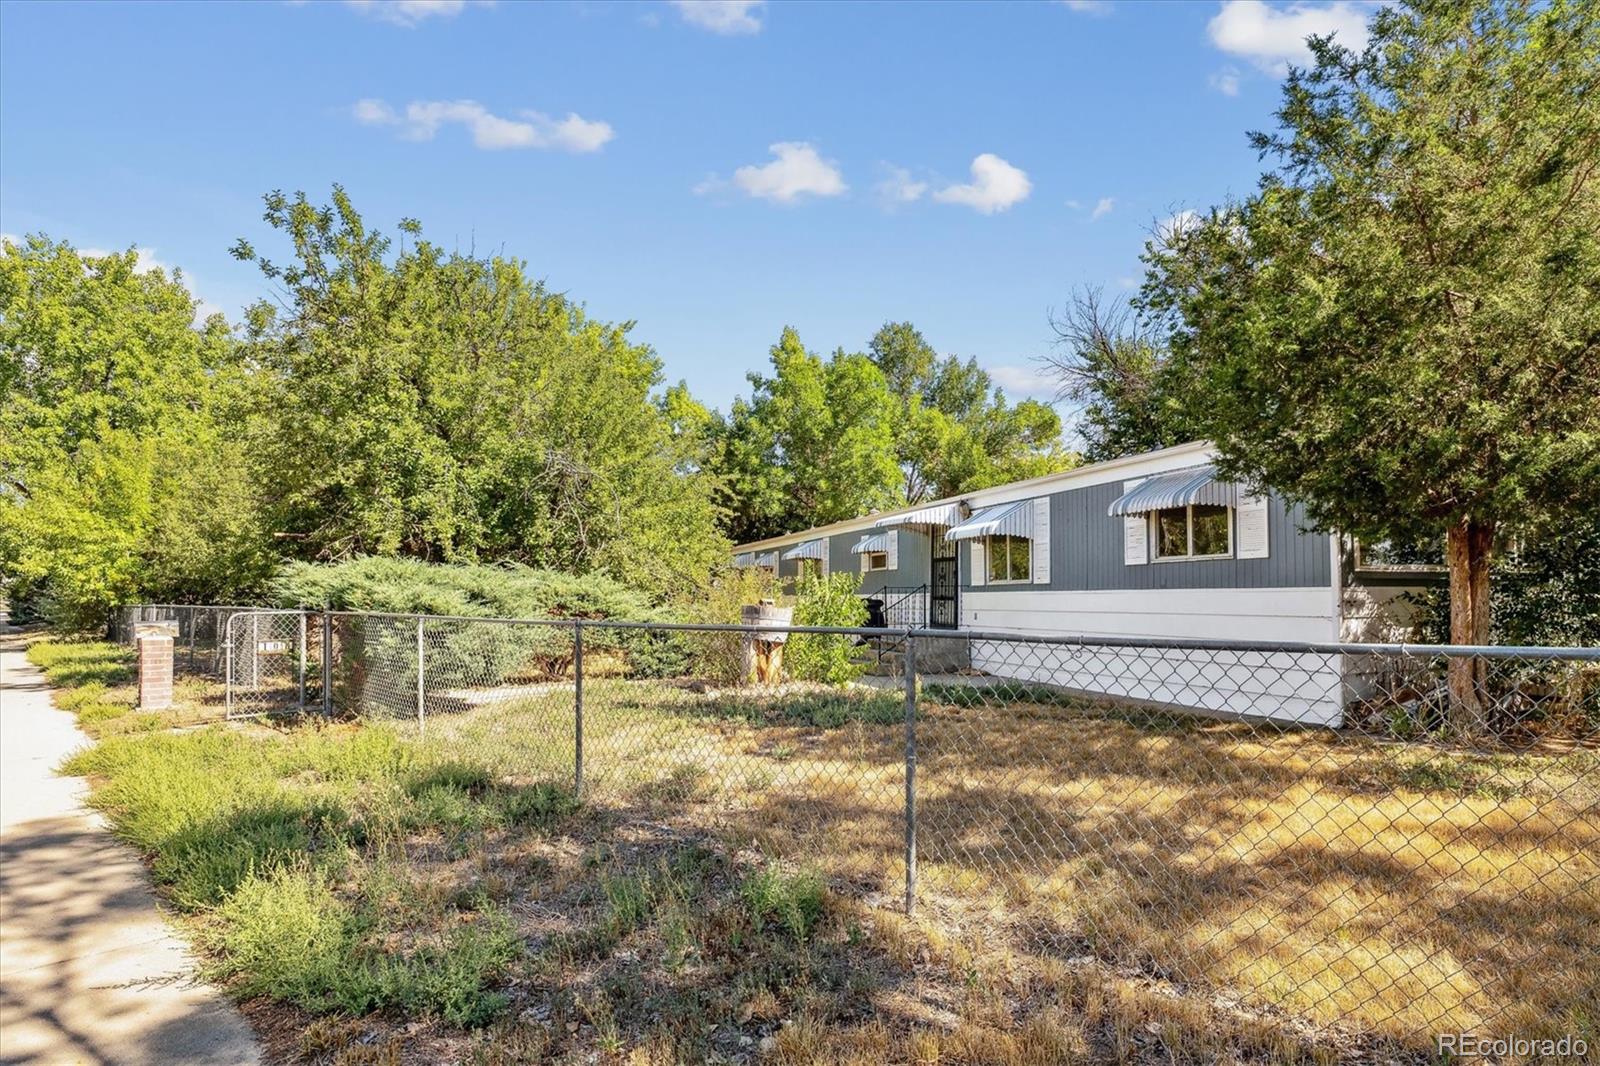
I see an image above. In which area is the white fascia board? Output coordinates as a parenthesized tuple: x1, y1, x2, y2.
(964, 442, 1216, 509)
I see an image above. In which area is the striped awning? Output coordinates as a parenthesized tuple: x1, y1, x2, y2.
(851, 531, 893, 555)
(755, 550, 778, 569)
(781, 538, 828, 561)
(945, 500, 1032, 541)
(1107, 465, 1235, 516)
(732, 551, 756, 567)
(874, 501, 965, 529)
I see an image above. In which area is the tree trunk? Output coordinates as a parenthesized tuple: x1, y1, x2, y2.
(1444, 518, 1495, 736)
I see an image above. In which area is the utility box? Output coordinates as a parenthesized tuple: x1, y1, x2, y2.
(134, 622, 177, 711)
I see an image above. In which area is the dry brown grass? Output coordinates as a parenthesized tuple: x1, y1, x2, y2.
(413, 675, 1599, 1062)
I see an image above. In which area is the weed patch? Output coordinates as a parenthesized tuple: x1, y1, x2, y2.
(741, 863, 827, 941)
(52, 696, 575, 1032)
(697, 687, 904, 728)
(27, 639, 134, 688)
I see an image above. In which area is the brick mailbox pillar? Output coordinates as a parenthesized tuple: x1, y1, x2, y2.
(133, 622, 178, 711)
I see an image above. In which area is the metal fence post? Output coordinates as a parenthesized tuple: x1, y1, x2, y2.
(224, 616, 234, 719)
(321, 609, 333, 717)
(188, 608, 197, 673)
(903, 628, 918, 917)
(573, 620, 585, 798)
(296, 610, 307, 712)
(249, 612, 260, 688)
(416, 615, 426, 736)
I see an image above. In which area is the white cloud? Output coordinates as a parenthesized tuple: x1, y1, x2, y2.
(1209, 65, 1242, 95)
(1059, 0, 1111, 12)
(989, 364, 1059, 397)
(671, 0, 764, 35)
(1090, 196, 1115, 220)
(343, 0, 490, 27)
(875, 165, 927, 207)
(702, 142, 847, 203)
(1207, 1, 1370, 75)
(932, 154, 1032, 215)
(352, 98, 614, 152)
(351, 98, 396, 125)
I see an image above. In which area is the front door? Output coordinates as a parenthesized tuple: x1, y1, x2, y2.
(930, 533, 959, 629)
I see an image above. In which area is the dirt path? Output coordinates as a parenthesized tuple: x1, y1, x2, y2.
(0, 619, 262, 1066)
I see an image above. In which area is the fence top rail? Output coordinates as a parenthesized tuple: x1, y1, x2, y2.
(123, 604, 1600, 661)
(122, 603, 262, 611)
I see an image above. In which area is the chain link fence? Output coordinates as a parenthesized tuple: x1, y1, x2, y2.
(110, 603, 258, 679)
(113, 605, 1599, 1051)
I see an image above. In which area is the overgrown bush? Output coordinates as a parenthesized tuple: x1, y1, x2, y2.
(279, 558, 694, 688)
(681, 564, 782, 683)
(1406, 515, 1600, 648)
(785, 571, 868, 686)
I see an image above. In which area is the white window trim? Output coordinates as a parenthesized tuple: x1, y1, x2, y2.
(983, 534, 1033, 584)
(863, 551, 890, 572)
(1150, 504, 1234, 562)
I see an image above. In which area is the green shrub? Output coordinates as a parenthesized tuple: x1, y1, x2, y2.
(382, 910, 522, 1027)
(785, 571, 868, 686)
(209, 865, 362, 1008)
(492, 782, 578, 828)
(278, 558, 693, 686)
(157, 795, 352, 909)
(620, 627, 694, 679)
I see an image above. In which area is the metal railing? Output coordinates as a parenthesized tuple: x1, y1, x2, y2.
(113, 604, 1600, 1053)
(867, 585, 928, 628)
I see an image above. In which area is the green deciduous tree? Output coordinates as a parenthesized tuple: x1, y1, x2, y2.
(232, 187, 726, 602)
(1039, 288, 1203, 461)
(868, 322, 1077, 502)
(716, 322, 1078, 542)
(715, 327, 903, 543)
(0, 236, 270, 626)
(1141, 0, 1600, 728)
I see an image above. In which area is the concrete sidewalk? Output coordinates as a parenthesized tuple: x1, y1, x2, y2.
(0, 619, 262, 1066)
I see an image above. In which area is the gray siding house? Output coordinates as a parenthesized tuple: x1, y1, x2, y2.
(731, 441, 1434, 726)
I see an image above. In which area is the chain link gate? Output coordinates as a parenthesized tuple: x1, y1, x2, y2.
(224, 609, 318, 718)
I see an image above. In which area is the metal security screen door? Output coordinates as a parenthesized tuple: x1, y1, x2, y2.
(930, 535, 958, 628)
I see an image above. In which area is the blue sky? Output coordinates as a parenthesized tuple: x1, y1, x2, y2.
(0, 0, 1371, 415)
